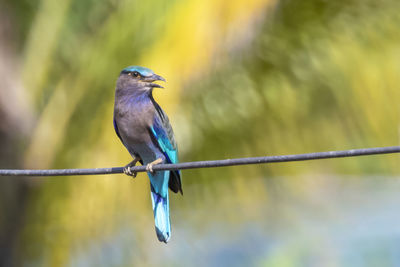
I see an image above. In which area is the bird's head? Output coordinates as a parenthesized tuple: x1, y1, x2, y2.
(117, 66, 166, 92)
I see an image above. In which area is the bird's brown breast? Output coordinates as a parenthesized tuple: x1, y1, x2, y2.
(115, 100, 155, 145)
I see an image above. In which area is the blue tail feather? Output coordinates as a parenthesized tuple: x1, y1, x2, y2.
(150, 187, 171, 243)
(149, 170, 171, 243)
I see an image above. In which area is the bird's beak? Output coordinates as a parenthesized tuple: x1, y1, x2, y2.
(144, 74, 166, 88)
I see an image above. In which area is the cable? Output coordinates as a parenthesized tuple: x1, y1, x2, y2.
(0, 146, 399, 177)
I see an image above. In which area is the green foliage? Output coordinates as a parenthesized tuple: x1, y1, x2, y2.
(182, 0, 400, 185)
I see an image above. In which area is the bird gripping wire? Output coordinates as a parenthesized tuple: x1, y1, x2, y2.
(0, 146, 399, 177)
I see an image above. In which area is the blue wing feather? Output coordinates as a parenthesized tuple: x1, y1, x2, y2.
(150, 123, 177, 164)
(149, 112, 182, 194)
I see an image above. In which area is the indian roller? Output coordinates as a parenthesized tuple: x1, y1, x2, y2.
(113, 66, 182, 243)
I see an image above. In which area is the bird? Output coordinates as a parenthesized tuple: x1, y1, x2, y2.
(113, 66, 182, 243)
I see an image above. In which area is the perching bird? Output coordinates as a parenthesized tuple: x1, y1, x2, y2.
(113, 66, 182, 243)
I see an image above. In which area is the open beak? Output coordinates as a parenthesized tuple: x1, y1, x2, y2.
(144, 74, 166, 88)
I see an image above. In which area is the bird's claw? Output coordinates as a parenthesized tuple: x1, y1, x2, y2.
(123, 166, 137, 177)
(146, 158, 163, 174)
(123, 158, 140, 178)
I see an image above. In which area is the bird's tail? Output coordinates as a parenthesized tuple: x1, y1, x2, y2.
(150, 185, 171, 243)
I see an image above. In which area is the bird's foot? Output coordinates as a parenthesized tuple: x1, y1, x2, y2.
(146, 158, 163, 174)
(124, 166, 137, 177)
(123, 158, 140, 178)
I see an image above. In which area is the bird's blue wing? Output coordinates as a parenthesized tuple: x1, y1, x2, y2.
(149, 105, 182, 194)
(150, 119, 178, 165)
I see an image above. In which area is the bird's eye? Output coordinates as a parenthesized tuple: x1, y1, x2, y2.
(131, 71, 140, 77)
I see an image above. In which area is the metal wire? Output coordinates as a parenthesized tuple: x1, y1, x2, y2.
(0, 146, 399, 177)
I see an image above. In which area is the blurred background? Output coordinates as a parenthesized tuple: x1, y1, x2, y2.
(0, 0, 399, 266)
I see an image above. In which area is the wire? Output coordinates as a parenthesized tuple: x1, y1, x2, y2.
(0, 146, 400, 176)
(0, 146, 399, 177)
